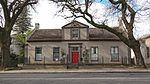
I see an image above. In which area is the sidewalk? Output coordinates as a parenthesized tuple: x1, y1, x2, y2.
(0, 68, 150, 74)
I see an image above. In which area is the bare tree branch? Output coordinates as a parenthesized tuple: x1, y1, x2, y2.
(50, 0, 149, 67)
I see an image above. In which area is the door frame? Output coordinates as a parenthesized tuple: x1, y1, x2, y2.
(68, 43, 82, 64)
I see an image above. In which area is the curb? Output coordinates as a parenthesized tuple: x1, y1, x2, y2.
(1, 69, 150, 74)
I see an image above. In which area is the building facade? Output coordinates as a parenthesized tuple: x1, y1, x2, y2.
(26, 21, 130, 65)
(139, 35, 150, 64)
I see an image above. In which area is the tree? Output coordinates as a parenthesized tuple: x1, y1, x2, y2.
(51, 0, 150, 68)
(13, 6, 32, 64)
(15, 30, 32, 63)
(0, 0, 38, 68)
(14, 6, 32, 33)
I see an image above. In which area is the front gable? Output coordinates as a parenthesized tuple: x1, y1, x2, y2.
(62, 21, 89, 40)
(62, 20, 89, 28)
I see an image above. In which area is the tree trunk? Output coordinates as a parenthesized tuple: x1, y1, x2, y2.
(1, 31, 11, 68)
(132, 41, 147, 68)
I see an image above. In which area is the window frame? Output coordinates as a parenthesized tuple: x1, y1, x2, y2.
(147, 47, 150, 58)
(110, 46, 119, 62)
(53, 47, 60, 61)
(35, 47, 42, 61)
(71, 28, 79, 39)
(90, 47, 98, 61)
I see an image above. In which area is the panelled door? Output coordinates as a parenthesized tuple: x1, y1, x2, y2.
(70, 47, 79, 64)
(72, 52, 79, 64)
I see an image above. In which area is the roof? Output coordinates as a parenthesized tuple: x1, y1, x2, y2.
(139, 34, 150, 40)
(27, 28, 120, 42)
(27, 20, 120, 42)
(27, 29, 62, 42)
(89, 28, 119, 40)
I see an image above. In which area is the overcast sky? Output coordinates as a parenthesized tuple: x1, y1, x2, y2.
(31, 0, 71, 29)
(31, 0, 118, 28)
(31, 0, 150, 37)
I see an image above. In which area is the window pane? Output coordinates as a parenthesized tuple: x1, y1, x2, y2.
(72, 47, 78, 51)
(72, 28, 79, 38)
(35, 47, 42, 61)
(53, 47, 60, 61)
(111, 47, 119, 54)
(53, 48, 59, 52)
(115, 47, 118, 53)
(111, 46, 119, 61)
(147, 47, 150, 58)
(111, 47, 114, 54)
(91, 48, 94, 54)
(91, 47, 98, 61)
(111, 54, 118, 60)
(35, 54, 42, 61)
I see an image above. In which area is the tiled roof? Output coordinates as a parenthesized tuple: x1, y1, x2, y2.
(27, 28, 119, 42)
(138, 34, 150, 40)
(27, 29, 62, 42)
(89, 28, 119, 40)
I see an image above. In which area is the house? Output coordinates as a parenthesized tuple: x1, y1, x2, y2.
(10, 34, 21, 55)
(139, 35, 150, 64)
(25, 21, 131, 65)
(0, 45, 1, 65)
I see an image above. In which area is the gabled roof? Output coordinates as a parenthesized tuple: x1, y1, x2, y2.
(27, 29, 62, 42)
(27, 21, 120, 42)
(62, 20, 89, 28)
(139, 34, 150, 40)
(89, 28, 119, 40)
(27, 28, 120, 42)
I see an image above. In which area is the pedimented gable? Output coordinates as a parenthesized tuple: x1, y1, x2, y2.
(62, 21, 89, 28)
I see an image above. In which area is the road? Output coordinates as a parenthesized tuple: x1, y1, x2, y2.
(0, 72, 150, 84)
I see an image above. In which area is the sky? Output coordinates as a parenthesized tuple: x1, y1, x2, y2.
(31, 0, 69, 29)
(31, 0, 117, 28)
(31, 0, 150, 37)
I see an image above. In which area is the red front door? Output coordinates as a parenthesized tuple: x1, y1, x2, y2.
(72, 52, 79, 64)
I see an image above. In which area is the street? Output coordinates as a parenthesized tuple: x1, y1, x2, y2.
(0, 73, 150, 84)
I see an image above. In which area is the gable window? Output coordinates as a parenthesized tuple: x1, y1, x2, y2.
(71, 28, 79, 39)
(53, 47, 60, 61)
(91, 47, 98, 61)
(110, 46, 119, 61)
(35, 47, 42, 61)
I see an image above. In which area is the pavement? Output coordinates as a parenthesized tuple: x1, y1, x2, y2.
(1, 67, 150, 74)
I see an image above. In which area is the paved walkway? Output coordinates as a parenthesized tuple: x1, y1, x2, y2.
(0, 68, 150, 73)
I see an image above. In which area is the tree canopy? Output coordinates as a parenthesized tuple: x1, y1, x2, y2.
(13, 6, 32, 33)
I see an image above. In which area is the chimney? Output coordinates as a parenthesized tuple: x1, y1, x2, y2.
(35, 23, 40, 30)
(118, 18, 123, 27)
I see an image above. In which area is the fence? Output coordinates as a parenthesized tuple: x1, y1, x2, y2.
(25, 56, 129, 65)
(0, 53, 1, 66)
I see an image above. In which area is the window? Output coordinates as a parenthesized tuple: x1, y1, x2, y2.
(147, 47, 150, 58)
(53, 47, 60, 61)
(35, 47, 42, 61)
(91, 47, 98, 61)
(110, 46, 119, 61)
(71, 28, 79, 39)
(72, 47, 78, 51)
